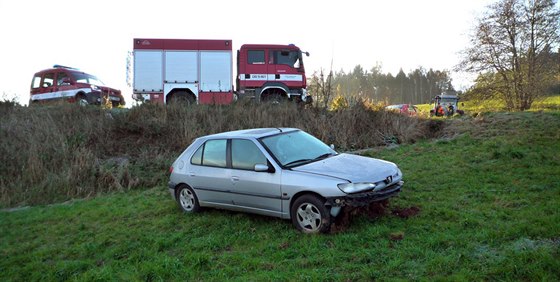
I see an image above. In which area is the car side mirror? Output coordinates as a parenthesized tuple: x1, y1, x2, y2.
(254, 164, 269, 172)
(330, 144, 335, 150)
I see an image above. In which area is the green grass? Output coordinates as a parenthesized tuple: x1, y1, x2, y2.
(415, 94, 560, 115)
(461, 95, 560, 113)
(1, 111, 559, 280)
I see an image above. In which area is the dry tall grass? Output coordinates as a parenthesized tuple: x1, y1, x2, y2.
(0, 101, 444, 207)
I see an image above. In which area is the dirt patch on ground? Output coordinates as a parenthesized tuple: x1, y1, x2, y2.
(330, 202, 421, 233)
(391, 206, 421, 218)
(330, 200, 390, 233)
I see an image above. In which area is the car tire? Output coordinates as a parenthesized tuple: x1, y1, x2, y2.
(291, 194, 331, 234)
(176, 185, 200, 213)
(76, 95, 88, 106)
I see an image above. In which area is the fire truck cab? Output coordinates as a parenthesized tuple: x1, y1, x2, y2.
(237, 44, 310, 103)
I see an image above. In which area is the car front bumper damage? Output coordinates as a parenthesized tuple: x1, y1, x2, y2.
(86, 91, 123, 105)
(326, 181, 404, 217)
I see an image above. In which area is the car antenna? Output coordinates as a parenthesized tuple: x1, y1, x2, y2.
(276, 128, 283, 133)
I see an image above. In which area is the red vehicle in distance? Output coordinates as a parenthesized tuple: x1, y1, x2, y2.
(385, 104, 418, 116)
(30, 65, 124, 107)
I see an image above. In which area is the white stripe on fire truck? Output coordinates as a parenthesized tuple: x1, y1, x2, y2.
(238, 74, 303, 82)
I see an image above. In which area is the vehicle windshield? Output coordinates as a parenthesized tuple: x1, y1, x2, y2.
(439, 97, 458, 105)
(73, 72, 105, 86)
(272, 50, 302, 69)
(260, 130, 336, 168)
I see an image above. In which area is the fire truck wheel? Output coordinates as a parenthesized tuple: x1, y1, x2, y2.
(262, 90, 286, 104)
(169, 91, 195, 105)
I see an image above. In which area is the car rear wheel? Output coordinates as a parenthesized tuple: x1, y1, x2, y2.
(291, 194, 331, 234)
(176, 185, 200, 213)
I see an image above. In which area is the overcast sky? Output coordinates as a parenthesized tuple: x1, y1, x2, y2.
(0, 0, 496, 105)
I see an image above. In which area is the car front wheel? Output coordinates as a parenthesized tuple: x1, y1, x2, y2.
(176, 185, 200, 213)
(291, 194, 331, 234)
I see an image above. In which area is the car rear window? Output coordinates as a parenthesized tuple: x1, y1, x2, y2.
(190, 145, 203, 165)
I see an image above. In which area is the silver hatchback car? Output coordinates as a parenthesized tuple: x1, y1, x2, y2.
(168, 128, 404, 233)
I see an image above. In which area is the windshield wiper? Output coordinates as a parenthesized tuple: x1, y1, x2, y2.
(313, 152, 336, 161)
(284, 159, 313, 167)
(284, 153, 336, 168)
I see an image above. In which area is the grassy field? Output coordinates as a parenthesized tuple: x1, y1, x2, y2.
(1, 110, 559, 280)
(415, 94, 560, 115)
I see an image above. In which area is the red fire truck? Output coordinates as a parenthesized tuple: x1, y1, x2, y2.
(132, 38, 311, 105)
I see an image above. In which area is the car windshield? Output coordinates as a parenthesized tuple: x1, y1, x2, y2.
(73, 72, 105, 86)
(260, 130, 336, 168)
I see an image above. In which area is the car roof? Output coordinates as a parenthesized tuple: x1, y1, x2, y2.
(203, 128, 299, 140)
(33, 66, 92, 76)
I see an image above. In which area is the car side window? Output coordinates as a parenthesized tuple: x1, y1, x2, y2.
(43, 73, 55, 87)
(232, 139, 267, 170)
(190, 145, 203, 165)
(201, 139, 227, 168)
(247, 50, 265, 65)
(56, 72, 69, 86)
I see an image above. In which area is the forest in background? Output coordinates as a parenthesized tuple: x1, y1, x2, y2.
(308, 65, 455, 108)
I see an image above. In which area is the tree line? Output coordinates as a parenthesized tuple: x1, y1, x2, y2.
(308, 65, 454, 109)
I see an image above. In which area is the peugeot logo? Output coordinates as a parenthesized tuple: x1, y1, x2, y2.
(385, 176, 393, 184)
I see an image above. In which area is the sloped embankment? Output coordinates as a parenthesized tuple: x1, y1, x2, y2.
(0, 102, 444, 207)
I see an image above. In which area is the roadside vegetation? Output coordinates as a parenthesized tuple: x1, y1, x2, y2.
(1, 106, 558, 280)
(0, 101, 441, 208)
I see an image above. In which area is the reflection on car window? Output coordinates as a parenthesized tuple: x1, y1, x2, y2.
(232, 139, 267, 170)
(202, 140, 227, 167)
(261, 130, 334, 167)
(73, 72, 105, 86)
(191, 145, 203, 165)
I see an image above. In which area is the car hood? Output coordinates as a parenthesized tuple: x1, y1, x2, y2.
(291, 153, 399, 183)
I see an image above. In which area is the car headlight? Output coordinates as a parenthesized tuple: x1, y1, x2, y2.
(337, 182, 376, 194)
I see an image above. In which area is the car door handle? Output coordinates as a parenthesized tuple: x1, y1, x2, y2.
(188, 172, 196, 177)
(231, 176, 240, 182)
